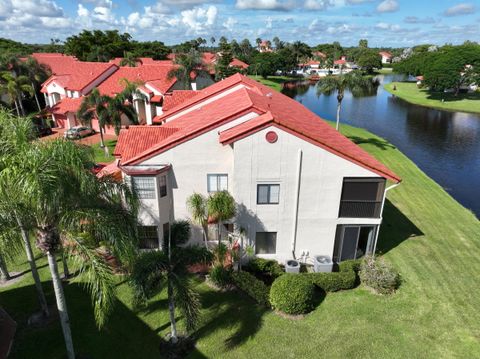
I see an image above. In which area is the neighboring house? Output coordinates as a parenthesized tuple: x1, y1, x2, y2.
(379, 51, 393, 64)
(258, 40, 273, 53)
(334, 56, 357, 71)
(41, 62, 118, 129)
(168, 52, 249, 76)
(113, 73, 401, 265)
(312, 51, 327, 59)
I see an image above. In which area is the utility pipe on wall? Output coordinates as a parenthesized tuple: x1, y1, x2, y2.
(372, 181, 401, 255)
(291, 149, 303, 260)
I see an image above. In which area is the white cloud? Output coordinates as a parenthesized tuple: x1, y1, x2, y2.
(77, 4, 89, 17)
(377, 0, 398, 13)
(11, 0, 63, 17)
(404, 16, 436, 24)
(150, 2, 171, 14)
(126, 12, 140, 26)
(444, 3, 476, 17)
(304, 0, 332, 10)
(236, 0, 294, 11)
(223, 16, 237, 31)
(92, 6, 116, 23)
(181, 5, 218, 34)
(79, 0, 113, 7)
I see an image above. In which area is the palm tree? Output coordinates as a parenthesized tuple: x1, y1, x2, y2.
(0, 71, 33, 116)
(77, 88, 110, 147)
(104, 94, 138, 135)
(11, 138, 139, 359)
(21, 57, 50, 112)
(168, 49, 208, 90)
(186, 193, 209, 248)
(207, 191, 236, 245)
(316, 71, 375, 131)
(0, 110, 50, 315)
(119, 52, 139, 67)
(130, 221, 201, 344)
(0, 253, 10, 281)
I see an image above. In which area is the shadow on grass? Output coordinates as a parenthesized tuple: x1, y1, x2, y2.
(0, 283, 208, 359)
(348, 136, 396, 151)
(377, 199, 423, 254)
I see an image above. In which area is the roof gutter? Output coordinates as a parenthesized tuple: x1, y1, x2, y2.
(373, 181, 402, 255)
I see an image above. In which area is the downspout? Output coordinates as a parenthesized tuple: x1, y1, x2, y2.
(291, 149, 303, 260)
(372, 181, 401, 255)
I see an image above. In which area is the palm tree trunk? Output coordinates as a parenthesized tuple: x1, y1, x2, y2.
(202, 225, 209, 249)
(167, 277, 178, 343)
(62, 253, 70, 279)
(335, 101, 341, 131)
(217, 222, 221, 246)
(32, 82, 42, 112)
(47, 251, 75, 359)
(16, 215, 49, 316)
(99, 127, 105, 148)
(13, 100, 20, 117)
(0, 253, 10, 281)
(18, 96, 26, 116)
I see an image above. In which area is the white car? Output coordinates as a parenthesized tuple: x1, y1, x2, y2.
(64, 126, 95, 139)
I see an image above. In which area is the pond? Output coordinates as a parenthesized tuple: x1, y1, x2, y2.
(282, 74, 480, 218)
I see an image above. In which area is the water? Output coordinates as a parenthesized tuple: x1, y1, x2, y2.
(283, 74, 480, 218)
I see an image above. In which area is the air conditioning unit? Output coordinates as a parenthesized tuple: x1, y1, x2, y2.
(285, 259, 300, 274)
(313, 255, 333, 273)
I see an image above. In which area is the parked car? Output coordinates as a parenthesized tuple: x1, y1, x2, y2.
(64, 126, 95, 139)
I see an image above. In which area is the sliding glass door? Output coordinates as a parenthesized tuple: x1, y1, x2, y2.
(333, 225, 377, 262)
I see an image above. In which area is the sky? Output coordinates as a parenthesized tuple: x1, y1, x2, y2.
(0, 0, 478, 47)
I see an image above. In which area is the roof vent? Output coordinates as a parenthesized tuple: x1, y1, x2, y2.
(266, 92, 273, 98)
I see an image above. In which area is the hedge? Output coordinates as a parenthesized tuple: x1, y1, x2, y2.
(269, 274, 316, 315)
(306, 259, 361, 292)
(231, 271, 270, 307)
(246, 258, 284, 279)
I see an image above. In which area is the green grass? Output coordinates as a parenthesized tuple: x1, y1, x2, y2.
(385, 82, 480, 113)
(2, 124, 480, 358)
(375, 68, 393, 75)
(91, 139, 117, 163)
(248, 75, 298, 92)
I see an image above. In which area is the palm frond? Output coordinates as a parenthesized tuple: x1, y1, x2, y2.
(170, 273, 200, 331)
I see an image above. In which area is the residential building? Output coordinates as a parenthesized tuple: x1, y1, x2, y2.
(113, 74, 401, 265)
(379, 51, 393, 64)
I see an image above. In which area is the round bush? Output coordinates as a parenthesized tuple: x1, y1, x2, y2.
(269, 274, 316, 315)
(359, 255, 400, 295)
(209, 265, 232, 288)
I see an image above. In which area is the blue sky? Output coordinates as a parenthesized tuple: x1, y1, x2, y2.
(0, 0, 478, 47)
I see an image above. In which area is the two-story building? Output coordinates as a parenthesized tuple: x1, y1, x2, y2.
(113, 74, 401, 265)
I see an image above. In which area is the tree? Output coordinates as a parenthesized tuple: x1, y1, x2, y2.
(119, 52, 140, 67)
(168, 49, 207, 90)
(359, 39, 368, 48)
(104, 93, 138, 135)
(186, 193, 209, 248)
(77, 88, 110, 148)
(357, 50, 382, 74)
(21, 57, 50, 111)
(132, 41, 169, 60)
(251, 52, 282, 79)
(10, 137, 138, 359)
(215, 39, 236, 80)
(317, 71, 375, 131)
(210, 36, 216, 49)
(130, 221, 201, 344)
(256, 38, 262, 48)
(207, 191, 236, 245)
(0, 71, 33, 116)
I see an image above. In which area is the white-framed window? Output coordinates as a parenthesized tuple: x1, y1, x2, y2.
(132, 176, 156, 199)
(257, 184, 280, 204)
(159, 175, 167, 198)
(207, 174, 228, 192)
(255, 232, 277, 254)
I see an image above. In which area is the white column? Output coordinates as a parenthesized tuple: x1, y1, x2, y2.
(145, 100, 153, 125)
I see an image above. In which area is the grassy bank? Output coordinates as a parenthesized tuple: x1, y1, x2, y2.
(91, 139, 117, 163)
(248, 75, 298, 92)
(385, 82, 480, 113)
(1, 124, 480, 358)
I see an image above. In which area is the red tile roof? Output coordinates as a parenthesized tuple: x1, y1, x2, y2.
(42, 62, 117, 92)
(97, 64, 177, 96)
(334, 59, 346, 65)
(379, 51, 392, 58)
(116, 74, 400, 182)
(161, 90, 200, 112)
(49, 97, 83, 115)
(229, 58, 249, 69)
(31, 53, 78, 75)
(114, 126, 180, 162)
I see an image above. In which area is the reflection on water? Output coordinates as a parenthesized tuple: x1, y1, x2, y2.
(283, 74, 480, 218)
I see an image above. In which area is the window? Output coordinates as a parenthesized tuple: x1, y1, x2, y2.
(159, 175, 167, 198)
(207, 174, 228, 192)
(138, 226, 159, 249)
(339, 178, 385, 218)
(132, 177, 156, 199)
(257, 184, 280, 204)
(255, 232, 277, 254)
(333, 225, 376, 262)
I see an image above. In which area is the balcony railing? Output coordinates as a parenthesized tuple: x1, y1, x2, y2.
(339, 200, 382, 218)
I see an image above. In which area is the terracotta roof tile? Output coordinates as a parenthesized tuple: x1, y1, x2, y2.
(48, 97, 83, 115)
(162, 90, 200, 112)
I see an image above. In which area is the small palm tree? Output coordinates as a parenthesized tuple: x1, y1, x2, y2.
(168, 49, 208, 90)
(207, 191, 236, 245)
(119, 52, 140, 67)
(21, 57, 51, 112)
(0, 71, 33, 116)
(77, 88, 110, 147)
(104, 95, 138, 135)
(130, 221, 201, 344)
(12, 138, 139, 359)
(186, 193, 209, 248)
(316, 71, 375, 131)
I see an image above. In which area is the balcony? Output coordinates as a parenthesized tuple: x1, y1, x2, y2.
(339, 200, 382, 218)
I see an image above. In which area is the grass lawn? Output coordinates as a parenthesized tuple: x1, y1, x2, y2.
(91, 139, 117, 163)
(1, 124, 480, 358)
(248, 75, 299, 92)
(384, 81, 480, 114)
(375, 68, 393, 75)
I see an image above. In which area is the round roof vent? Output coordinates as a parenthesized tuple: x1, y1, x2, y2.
(266, 131, 278, 143)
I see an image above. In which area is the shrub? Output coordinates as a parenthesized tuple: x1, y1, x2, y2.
(270, 274, 316, 315)
(338, 259, 361, 273)
(306, 271, 356, 292)
(209, 265, 232, 288)
(231, 271, 270, 306)
(359, 255, 400, 295)
(245, 258, 284, 284)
